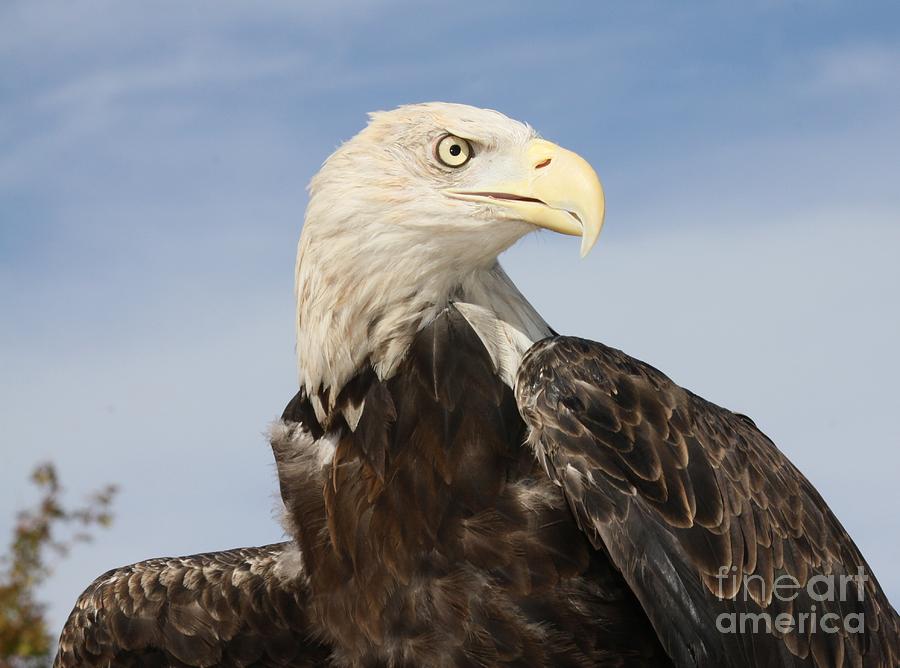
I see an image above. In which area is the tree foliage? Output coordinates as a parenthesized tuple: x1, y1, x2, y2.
(0, 464, 116, 667)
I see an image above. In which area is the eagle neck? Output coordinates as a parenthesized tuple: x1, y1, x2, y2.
(295, 250, 550, 422)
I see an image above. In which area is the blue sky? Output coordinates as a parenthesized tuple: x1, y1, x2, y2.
(1, 0, 899, 637)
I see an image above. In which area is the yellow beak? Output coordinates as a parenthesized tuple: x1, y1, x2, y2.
(445, 138, 605, 257)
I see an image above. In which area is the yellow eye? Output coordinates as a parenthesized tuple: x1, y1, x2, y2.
(435, 134, 472, 167)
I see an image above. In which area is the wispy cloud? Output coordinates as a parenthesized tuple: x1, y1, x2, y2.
(812, 42, 900, 89)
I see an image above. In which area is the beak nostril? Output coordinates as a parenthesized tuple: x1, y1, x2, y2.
(534, 158, 552, 170)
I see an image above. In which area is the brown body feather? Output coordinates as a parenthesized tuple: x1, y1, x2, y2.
(55, 309, 670, 667)
(274, 308, 669, 667)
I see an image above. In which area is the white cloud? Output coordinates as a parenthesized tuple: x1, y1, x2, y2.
(0, 0, 403, 59)
(812, 42, 900, 89)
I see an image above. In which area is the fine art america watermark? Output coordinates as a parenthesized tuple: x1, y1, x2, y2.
(714, 566, 868, 635)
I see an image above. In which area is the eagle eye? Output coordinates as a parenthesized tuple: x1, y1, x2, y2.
(435, 134, 472, 168)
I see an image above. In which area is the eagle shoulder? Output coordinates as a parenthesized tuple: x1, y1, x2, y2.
(515, 335, 900, 668)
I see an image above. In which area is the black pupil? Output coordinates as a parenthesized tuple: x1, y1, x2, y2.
(449, 143, 462, 157)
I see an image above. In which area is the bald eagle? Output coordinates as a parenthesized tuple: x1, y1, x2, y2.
(55, 103, 898, 667)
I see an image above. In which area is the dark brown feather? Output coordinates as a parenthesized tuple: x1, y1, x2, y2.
(272, 308, 672, 667)
(54, 543, 330, 667)
(516, 336, 900, 668)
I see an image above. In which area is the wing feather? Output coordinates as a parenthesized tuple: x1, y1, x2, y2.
(54, 542, 331, 667)
(516, 336, 900, 668)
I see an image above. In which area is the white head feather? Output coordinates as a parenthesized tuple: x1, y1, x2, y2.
(295, 103, 551, 405)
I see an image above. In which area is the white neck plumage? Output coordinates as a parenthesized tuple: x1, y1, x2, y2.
(295, 241, 550, 423)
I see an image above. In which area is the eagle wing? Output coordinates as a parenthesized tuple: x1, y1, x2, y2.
(515, 336, 900, 668)
(54, 542, 330, 667)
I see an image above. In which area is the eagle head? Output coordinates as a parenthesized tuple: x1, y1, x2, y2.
(295, 102, 604, 400)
